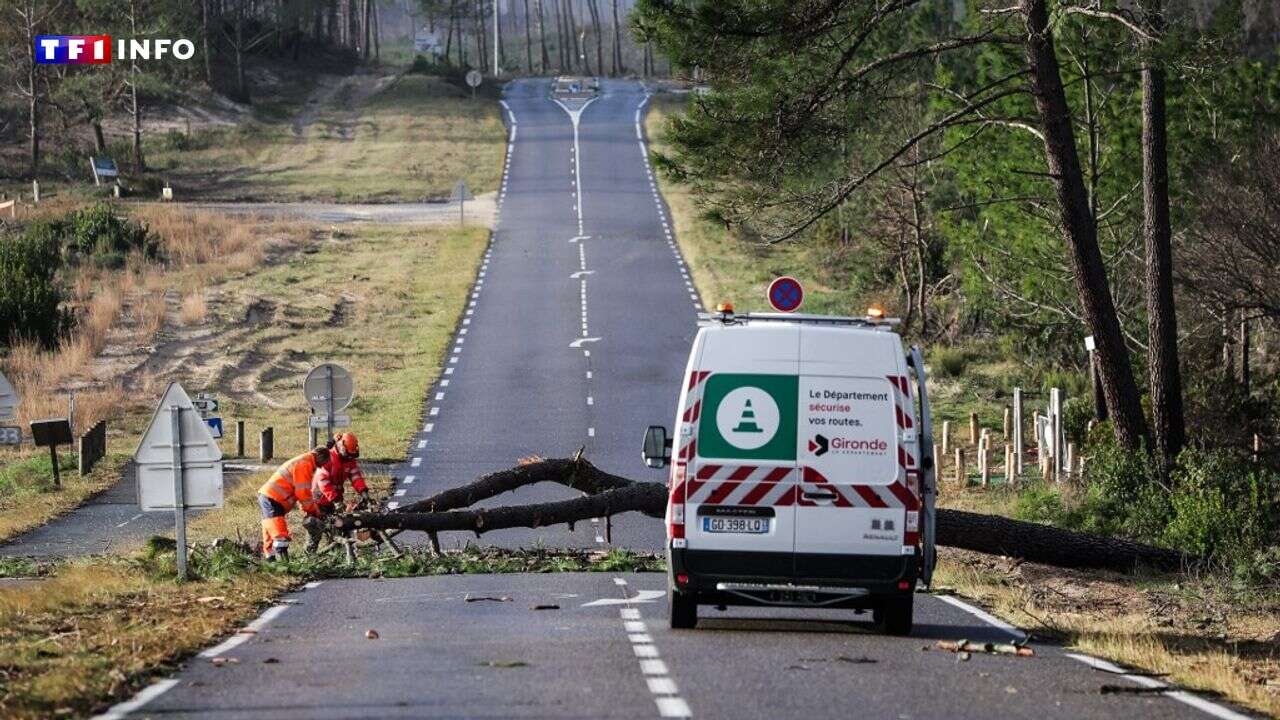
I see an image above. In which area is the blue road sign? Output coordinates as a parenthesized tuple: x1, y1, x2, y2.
(767, 276, 804, 313)
(205, 417, 224, 439)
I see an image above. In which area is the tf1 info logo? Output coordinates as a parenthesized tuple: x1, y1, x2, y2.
(35, 35, 195, 64)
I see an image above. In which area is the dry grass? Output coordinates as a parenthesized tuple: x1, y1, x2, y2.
(178, 289, 207, 326)
(0, 560, 292, 720)
(136, 290, 168, 341)
(934, 549, 1280, 717)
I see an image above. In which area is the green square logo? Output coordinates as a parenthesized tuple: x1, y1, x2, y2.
(698, 374, 798, 460)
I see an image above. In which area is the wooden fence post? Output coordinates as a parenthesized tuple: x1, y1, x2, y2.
(1003, 405, 1011, 437)
(969, 412, 979, 444)
(260, 427, 274, 463)
(980, 441, 991, 487)
(941, 421, 951, 457)
(235, 420, 245, 458)
(1004, 444, 1014, 484)
(954, 448, 966, 485)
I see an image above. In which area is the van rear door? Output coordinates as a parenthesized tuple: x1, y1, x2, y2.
(794, 327, 916, 582)
(685, 324, 799, 579)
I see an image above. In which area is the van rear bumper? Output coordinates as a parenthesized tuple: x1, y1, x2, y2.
(670, 548, 916, 607)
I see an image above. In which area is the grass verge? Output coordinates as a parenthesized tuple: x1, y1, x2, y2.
(147, 74, 506, 202)
(0, 220, 491, 718)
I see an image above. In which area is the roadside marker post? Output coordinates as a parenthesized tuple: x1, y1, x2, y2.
(135, 383, 224, 581)
(465, 69, 482, 101)
(0, 371, 20, 447)
(450, 179, 474, 227)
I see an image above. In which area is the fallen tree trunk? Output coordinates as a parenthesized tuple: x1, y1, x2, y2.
(337, 456, 1191, 574)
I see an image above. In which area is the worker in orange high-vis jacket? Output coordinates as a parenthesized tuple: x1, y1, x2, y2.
(301, 432, 370, 552)
(258, 447, 329, 561)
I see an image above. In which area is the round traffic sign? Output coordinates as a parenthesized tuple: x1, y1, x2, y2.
(465, 70, 483, 88)
(767, 276, 804, 313)
(304, 363, 355, 413)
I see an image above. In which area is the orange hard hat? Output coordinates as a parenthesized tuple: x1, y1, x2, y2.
(334, 432, 359, 458)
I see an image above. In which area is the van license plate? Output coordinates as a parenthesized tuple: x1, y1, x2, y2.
(703, 517, 769, 534)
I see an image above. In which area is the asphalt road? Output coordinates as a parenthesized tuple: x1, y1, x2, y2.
(121, 574, 1228, 720)
(96, 79, 1247, 720)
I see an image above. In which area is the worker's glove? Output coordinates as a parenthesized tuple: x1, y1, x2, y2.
(316, 501, 337, 517)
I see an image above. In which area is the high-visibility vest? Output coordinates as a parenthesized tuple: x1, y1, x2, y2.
(258, 452, 320, 515)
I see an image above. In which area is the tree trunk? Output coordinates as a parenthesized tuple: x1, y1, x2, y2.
(1021, 0, 1147, 451)
(1240, 317, 1251, 395)
(92, 120, 107, 154)
(202, 0, 214, 84)
(536, 0, 549, 73)
(337, 456, 1192, 574)
(129, 0, 146, 171)
(588, 0, 603, 77)
(552, 0, 565, 70)
(372, 0, 380, 61)
(1140, 0, 1185, 470)
(523, 0, 533, 74)
(611, 0, 622, 75)
(362, 0, 372, 60)
(565, 0, 581, 71)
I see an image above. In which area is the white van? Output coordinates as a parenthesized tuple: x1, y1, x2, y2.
(642, 306, 937, 634)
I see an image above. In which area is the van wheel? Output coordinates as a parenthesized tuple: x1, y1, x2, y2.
(873, 595, 913, 636)
(669, 589, 697, 629)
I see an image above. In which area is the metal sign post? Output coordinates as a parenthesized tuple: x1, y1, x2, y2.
(450, 180, 474, 226)
(1012, 387, 1023, 475)
(169, 405, 188, 579)
(1050, 388, 1063, 482)
(465, 70, 482, 100)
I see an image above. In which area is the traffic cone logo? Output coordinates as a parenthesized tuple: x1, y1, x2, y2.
(732, 400, 764, 433)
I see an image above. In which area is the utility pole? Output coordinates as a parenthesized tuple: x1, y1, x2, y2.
(493, 0, 500, 75)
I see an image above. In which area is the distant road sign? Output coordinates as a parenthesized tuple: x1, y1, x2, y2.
(767, 276, 805, 313)
(192, 394, 219, 418)
(465, 70, 483, 88)
(135, 382, 224, 512)
(0, 370, 19, 422)
(89, 156, 118, 186)
(0, 426, 20, 446)
(450, 179, 474, 203)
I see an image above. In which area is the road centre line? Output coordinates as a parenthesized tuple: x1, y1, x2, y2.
(611, 576, 692, 719)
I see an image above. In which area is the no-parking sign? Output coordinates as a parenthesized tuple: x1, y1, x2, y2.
(767, 276, 804, 313)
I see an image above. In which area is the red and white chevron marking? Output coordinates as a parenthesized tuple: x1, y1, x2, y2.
(684, 464, 797, 506)
(887, 374, 915, 431)
(800, 467, 920, 510)
(673, 371, 711, 467)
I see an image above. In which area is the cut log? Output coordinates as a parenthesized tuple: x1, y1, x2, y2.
(338, 457, 1191, 574)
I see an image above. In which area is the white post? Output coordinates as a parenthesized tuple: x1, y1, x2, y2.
(493, 0, 499, 76)
(325, 365, 335, 442)
(31, 180, 40, 204)
(1050, 388, 1062, 483)
(1012, 387, 1023, 474)
(169, 406, 188, 580)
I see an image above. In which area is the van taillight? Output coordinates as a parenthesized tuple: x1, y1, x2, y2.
(668, 465, 686, 540)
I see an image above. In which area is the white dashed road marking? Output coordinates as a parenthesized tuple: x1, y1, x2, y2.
(612, 578, 692, 718)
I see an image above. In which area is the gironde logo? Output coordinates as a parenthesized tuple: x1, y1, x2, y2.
(698, 374, 797, 460)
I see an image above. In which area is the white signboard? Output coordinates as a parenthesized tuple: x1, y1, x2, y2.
(309, 414, 351, 429)
(0, 370, 19, 422)
(135, 382, 224, 511)
(798, 377, 897, 486)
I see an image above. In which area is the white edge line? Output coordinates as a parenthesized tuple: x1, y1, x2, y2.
(934, 594, 1024, 639)
(90, 679, 180, 720)
(1065, 653, 1253, 720)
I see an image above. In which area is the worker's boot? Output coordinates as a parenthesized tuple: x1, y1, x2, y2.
(303, 516, 324, 554)
(271, 538, 290, 562)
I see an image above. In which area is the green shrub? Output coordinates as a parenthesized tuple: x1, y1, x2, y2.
(1061, 395, 1094, 444)
(931, 346, 969, 378)
(0, 225, 69, 348)
(63, 203, 157, 268)
(1164, 448, 1280, 569)
(1079, 435, 1171, 539)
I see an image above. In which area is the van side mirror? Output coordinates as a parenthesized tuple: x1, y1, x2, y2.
(642, 426, 672, 468)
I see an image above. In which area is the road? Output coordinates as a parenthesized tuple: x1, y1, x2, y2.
(96, 79, 1248, 720)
